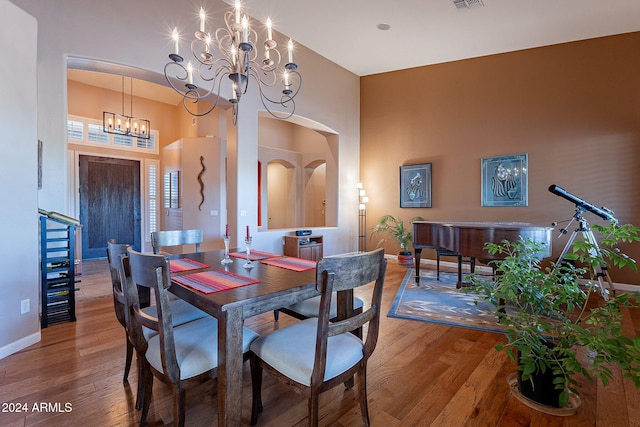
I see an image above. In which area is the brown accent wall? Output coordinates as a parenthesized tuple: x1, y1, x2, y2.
(361, 32, 640, 285)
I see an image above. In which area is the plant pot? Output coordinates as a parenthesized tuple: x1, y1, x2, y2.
(397, 252, 414, 266)
(516, 348, 563, 408)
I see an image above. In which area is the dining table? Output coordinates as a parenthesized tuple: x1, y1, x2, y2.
(167, 249, 320, 426)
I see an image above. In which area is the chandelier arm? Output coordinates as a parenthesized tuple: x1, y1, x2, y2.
(260, 48, 281, 73)
(248, 71, 301, 120)
(196, 59, 232, 84)
(181, 95, 221, 117)
(249, 63, 279, 88)
(250, 69, 302, 105)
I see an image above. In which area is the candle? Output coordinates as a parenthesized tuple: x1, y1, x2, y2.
(266, 17, 273, 41)
(187, 62, 193, 85)
(246, 225, 250, 239)
(172, 28, 179, 55)
(241, 15, 249, 43)
(287, 39, 294, 63)
(284, 71, 289, 87)
(235, 0, 241, 25)
(225, 224, 229, 238)
(199, 7, 206, 33)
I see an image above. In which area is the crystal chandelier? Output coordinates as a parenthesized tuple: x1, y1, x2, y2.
(164, 1, 302, 124)
(103, 76, 151, 140)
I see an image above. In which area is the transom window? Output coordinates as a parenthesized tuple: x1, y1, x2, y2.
(67, 114, 159, 154)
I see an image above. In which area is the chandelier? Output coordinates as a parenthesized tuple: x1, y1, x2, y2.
(102, 76, 151, 140)
(164, 1, 301, 123)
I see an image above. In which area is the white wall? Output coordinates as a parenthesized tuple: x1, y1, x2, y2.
(6, 0, 361, 351)
(0, 0, 40, 358)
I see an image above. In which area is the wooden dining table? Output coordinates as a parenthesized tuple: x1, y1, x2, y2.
(167, 249, 320, 426)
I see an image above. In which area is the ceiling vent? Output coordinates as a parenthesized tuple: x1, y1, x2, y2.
(452, 0, 485, 10)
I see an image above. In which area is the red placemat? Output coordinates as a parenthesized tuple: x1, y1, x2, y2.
(229, 250, 281, 261)
(172, 270, 259, 294)
(261, 257, 317, 272)
(169, 258, 210, 273)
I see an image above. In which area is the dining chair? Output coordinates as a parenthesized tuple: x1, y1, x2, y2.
(107, 241, 209, 411)
(125, 247, 259, 427)
(274, 293, 365, 339)
(249, 248, 387, 426)
(106, 241, 137, 384)
(151, 229, 204, 254)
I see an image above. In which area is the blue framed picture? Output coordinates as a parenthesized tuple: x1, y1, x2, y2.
(481, 153, 528, 207)
(400, 163, 432, 208)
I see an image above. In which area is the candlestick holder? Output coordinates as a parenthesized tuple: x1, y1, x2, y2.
(221, 236, 233, 265)
(243, 237, 253, 269)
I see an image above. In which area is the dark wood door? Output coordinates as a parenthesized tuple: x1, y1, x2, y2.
(79, 155, 141, 259)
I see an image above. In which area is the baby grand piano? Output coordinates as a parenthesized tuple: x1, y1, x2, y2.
(412, 221, 553, 286)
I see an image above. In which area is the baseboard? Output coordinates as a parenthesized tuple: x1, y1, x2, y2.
(0, 332, 41, 360)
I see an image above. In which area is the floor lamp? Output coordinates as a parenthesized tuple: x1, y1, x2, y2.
(357, 183, 368, 252)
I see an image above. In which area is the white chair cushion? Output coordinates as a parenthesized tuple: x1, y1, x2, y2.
(285, 293, 364, 318)
(250, 318, 363, 386)
(141, 299, 208, 340)
(146, 316, 259, 380)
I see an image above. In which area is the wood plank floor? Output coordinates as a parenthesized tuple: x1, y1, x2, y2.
(1, 259, 639, 426)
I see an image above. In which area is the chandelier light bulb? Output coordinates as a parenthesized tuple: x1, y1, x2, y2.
(172, 28, 180, 55)
(242, 15, 249, 43)
(234, 0, 241, 25)
(287, 39, 294, 64)
(266, 17, 273, 41)
(199, 7, 206, 33)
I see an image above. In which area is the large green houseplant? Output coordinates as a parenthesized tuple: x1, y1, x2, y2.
(370, 214, 424, 265)
(470, 222, 640, 409)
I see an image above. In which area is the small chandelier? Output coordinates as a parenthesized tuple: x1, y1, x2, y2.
(164, 1, 301, 123)
(102, 76, 151, 140)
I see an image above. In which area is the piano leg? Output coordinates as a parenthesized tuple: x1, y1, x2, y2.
(414, 248, 422, 284)
(456, 254, 463, 289)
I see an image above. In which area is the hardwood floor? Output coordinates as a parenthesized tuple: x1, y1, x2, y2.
(1, 259, 639, 426)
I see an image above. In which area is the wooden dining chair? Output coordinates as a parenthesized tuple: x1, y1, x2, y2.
(151, 229, 203, 254)
(108, 241, 210, 411)
(106, 241, 137, 384)
(274, 293, 365, 338)
(250, 248, 387, 426)
(125, 247, 259, 427)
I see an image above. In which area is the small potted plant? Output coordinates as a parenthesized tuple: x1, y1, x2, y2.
(470, 221, 640, 412)
(370, 214, 424, 265)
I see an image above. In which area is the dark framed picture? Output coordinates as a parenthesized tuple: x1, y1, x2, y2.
(400, 163, 432, 208)
(481, 153, 528, 207)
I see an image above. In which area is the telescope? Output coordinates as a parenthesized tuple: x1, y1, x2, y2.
(548, 184, 617, 222)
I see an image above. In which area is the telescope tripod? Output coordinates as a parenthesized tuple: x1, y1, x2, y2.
(556, 208, 615, 298)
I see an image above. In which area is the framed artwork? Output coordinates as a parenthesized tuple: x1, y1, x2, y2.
(481, 153, 528, 207)
(400, 163, 432, 208)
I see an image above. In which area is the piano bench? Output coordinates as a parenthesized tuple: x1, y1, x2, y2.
(435, 249, 476, 284)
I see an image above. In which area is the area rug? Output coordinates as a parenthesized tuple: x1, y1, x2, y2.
(388, 268, 507, 334)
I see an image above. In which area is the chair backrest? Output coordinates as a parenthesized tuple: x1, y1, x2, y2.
(150, 229, 203, 254)
(312, 248, 387, 385)
(126, 247, 181, 384)
(106, 240, 130, 328)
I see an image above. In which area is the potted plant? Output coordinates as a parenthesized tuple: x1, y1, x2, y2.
(469, 221, 640, 411)
(370, 214, 424, 265)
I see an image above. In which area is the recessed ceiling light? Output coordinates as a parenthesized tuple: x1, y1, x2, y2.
(377, 23, 390, 31)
